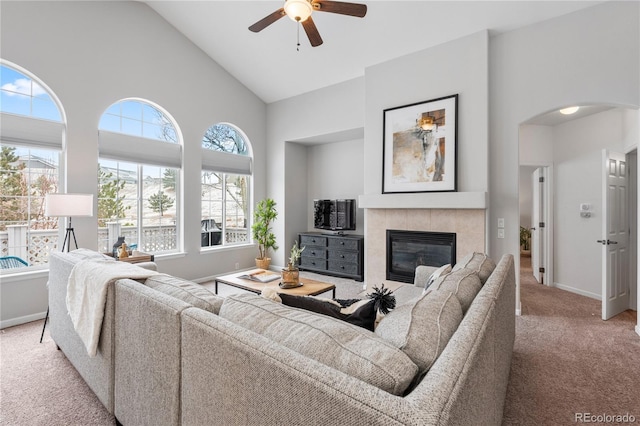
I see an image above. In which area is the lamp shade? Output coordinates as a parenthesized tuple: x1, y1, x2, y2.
(284, 0, 312, 22)
(45, 193, 94, 217)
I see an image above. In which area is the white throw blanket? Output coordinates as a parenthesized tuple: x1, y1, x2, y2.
(66, 259, 159, 357)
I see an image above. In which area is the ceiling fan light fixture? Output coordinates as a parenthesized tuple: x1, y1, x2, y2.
(560, 106, 580, 115)
(284, 0, 313, 22)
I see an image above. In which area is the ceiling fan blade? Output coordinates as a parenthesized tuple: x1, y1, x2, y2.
(248, 8, 285, 32)
(302, 16, 323, 47)
(312, 1, 367, 18)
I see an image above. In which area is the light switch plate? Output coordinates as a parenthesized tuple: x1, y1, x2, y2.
(498, 218, 505, 228)
(498, 229, 505, 239)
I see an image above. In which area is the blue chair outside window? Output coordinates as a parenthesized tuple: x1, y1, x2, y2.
(0, 256, 29, 269)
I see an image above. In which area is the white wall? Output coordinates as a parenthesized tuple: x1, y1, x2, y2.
(519, 125, 554, 228)
(306, 139, 365, 233)
(518, 166, 537, 229)
(489, 1, 639, 312)
(267, 78, 365, 267)
(0, 1, 267, 327)
(283, 142, 309, 264)
(553, 109, 627, 298)
(364, 31, 489, 196)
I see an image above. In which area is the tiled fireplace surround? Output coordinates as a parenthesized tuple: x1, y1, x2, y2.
(364, 208, 486, 291)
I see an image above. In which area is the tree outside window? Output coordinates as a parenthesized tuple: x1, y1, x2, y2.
(201, 123, 251, 247)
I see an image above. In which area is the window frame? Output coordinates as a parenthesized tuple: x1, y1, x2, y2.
(200, 123, 253, 251)
(0, 61, 65, 275)
(97, 99, 182, 255)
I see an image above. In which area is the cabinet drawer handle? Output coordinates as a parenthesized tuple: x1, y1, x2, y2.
(340, 241, 345, 245)
(311, 251, 316, 256)
(312, 239, 316, 243)
(340, 254, 345, 258)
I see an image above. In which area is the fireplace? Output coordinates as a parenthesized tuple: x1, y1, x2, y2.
(386, 230, 456, 284)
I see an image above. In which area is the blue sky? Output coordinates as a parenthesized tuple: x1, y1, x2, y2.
(0, 65, 61, 122)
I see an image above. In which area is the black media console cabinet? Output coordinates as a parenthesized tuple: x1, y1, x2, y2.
(298, 232, 364, 282)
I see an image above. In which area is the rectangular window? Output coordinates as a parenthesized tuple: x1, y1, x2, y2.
(98, 160, 178, 255)
(0, 146, 59, 269)
(201, 172, 249, 248)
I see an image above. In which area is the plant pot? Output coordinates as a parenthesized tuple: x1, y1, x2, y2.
(281, 268, 300, 286)
(255, 257, 271, 270)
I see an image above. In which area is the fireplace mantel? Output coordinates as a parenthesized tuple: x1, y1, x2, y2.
(358, 192, 487, 210)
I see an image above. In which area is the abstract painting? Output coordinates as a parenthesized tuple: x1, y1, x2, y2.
(382, 94, 457, 193)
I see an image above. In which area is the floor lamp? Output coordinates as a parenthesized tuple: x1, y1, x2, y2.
(40, 193, 94, 343)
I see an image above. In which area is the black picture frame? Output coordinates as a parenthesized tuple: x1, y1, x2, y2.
(382, 94, 458, 193)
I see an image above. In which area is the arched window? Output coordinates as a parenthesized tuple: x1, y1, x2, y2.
(0, 61, 64, 270)
(98, 99, 181, 255)
(201, 123, 251, 248)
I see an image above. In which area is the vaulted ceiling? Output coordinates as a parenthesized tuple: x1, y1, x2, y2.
(145, 1, 602, 104)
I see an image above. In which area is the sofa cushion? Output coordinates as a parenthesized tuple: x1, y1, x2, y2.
(374, 290, 463, 375)
(219, 293, 419, 395)
(413, 265, 438, 288)
(144, 274, 224, 315)
(430, 268, 482, 313)
(452, 252, 496, 284)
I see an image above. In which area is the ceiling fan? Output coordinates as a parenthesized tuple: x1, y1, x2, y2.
(249, 0, 367, 48)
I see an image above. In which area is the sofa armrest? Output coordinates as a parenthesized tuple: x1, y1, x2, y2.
(48, 251, 116, 413)
(181, 307, 439, 426)
(134, 261, 157, 271)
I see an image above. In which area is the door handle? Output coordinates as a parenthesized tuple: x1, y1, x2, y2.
(597, 240, 618, 245)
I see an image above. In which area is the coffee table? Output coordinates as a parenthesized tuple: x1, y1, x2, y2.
(214, 269, 336, 298)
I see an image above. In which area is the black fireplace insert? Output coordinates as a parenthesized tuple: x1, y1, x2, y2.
(386, 230, 456, 284)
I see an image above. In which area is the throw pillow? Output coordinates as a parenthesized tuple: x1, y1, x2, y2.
(451, 252, 496, 284)
(422, 263, 452, 294)
(278, 293, 377, 331)
(374, 290, 463, 375)
(429, 269, 481, 313)
(219, 293, 419, 395)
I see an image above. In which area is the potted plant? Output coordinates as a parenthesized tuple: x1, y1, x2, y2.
(520, 226, 531, 255)
(251, 198, 278, 269)
(282, 241, 305, 286)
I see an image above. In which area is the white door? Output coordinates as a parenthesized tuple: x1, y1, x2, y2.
(531, 168, 544, 283)
(601, 150, 630, 320)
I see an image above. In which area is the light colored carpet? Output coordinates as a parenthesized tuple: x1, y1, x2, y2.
(1, 264, 638, 425)
(501, 256, 639, 425)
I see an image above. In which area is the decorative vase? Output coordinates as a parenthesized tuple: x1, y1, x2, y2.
(118, 243, 129, 259)
(255, 257, 271, 270)
(281, 267, 300, 286)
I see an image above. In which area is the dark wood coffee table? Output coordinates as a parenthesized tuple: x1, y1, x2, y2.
(214, 269, 336, 298)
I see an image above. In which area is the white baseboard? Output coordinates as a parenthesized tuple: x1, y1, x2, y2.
(636, 324, 640, 337)
(553, 282, 601, 300)
(515, 301, 522, 316)
(0, 311, 46, 330)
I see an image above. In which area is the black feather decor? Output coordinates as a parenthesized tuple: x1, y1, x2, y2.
(366, 284, 396, 315)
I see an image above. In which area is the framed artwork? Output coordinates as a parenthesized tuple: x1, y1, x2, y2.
(382, 94, 458, 193)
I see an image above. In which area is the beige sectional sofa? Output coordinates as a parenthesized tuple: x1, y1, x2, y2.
(48, 250, 515, 426)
